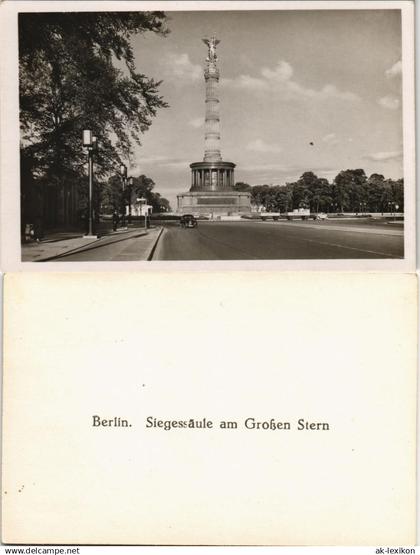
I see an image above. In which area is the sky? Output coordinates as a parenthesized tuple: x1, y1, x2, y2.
(128, 9, 403, 209)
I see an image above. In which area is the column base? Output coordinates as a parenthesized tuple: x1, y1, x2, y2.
(177, 190, 251, 216)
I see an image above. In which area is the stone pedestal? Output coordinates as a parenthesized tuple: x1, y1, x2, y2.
(177, 190, 251, 217)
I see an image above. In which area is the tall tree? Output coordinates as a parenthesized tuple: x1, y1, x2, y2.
(100, 175, 125, 214)
(233, 182, 252, 192)
(273, 187, 292, 212)
(251, 185, 272, 210)
(310, 177, 331, 213)
(102, 173, 171, 214)
(19, 12, 169, 184)
(130, 174, 171, 212)
(381, 178, 404, 213)
(333, 169, 367, 212)
(366, 174, 385, 212)
(291, 172, 318, 210)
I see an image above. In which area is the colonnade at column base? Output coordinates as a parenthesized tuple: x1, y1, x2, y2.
(189, 160, 237, 192)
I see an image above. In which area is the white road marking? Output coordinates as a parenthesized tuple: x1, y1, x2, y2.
(302, 237, 401, 258)
(264, 220, 404, 236)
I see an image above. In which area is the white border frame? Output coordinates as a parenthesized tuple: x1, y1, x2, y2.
(0, 0, 415, 272)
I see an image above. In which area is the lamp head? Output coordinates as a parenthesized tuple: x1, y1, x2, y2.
(83, 130, 92, 147)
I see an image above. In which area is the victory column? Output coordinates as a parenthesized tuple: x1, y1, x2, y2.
(177, 37, 251, 217)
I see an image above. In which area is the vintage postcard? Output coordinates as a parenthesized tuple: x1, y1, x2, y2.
(0, 0, 418, 549)
(0, 0, 415, 271)
(2, 271, 417, 545)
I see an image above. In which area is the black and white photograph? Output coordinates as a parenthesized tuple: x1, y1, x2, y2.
(7, 2, 415, 265)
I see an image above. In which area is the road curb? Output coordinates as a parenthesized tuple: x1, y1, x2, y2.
(35, 231, 149, 262)
(147, 227, 164, 261)
(33, 238, 99, 262)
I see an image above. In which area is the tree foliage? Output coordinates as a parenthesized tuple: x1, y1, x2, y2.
(101, 173, 171, 214)
(233, 182, 252, 192)
(19, 11, 169, 184)
(243, 170, 404, 213)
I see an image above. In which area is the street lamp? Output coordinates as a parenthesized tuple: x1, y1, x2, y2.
(83, 130, 98, 237)
(388, 201, 397, 222)
(128, 176, 134, 223)
(120, 165, 135, 226)
(137, 197, 148, 229)
(120, 164, 127, 228)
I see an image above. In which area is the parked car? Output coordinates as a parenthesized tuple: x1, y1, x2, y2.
(180, 214, 198, 228)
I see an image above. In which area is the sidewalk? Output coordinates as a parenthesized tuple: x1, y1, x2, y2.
(22, 226, 162, 262)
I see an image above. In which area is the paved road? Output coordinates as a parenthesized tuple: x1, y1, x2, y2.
(152, 221, 404, 260)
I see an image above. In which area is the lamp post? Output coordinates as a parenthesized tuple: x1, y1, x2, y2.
(388, 201, 397, 222)
(83, 130, 98, 237)
(120, 164, 127, 228)
(128, 176, 134, 224)
(120, 165, 135, 227)
(137, 197, 148, 229)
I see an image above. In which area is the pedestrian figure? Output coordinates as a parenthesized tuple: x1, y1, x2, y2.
(33, 216, 44, 242)
(112, 210, 119, 231)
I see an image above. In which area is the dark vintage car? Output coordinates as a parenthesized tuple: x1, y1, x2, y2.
(180, 214, 198, 228)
